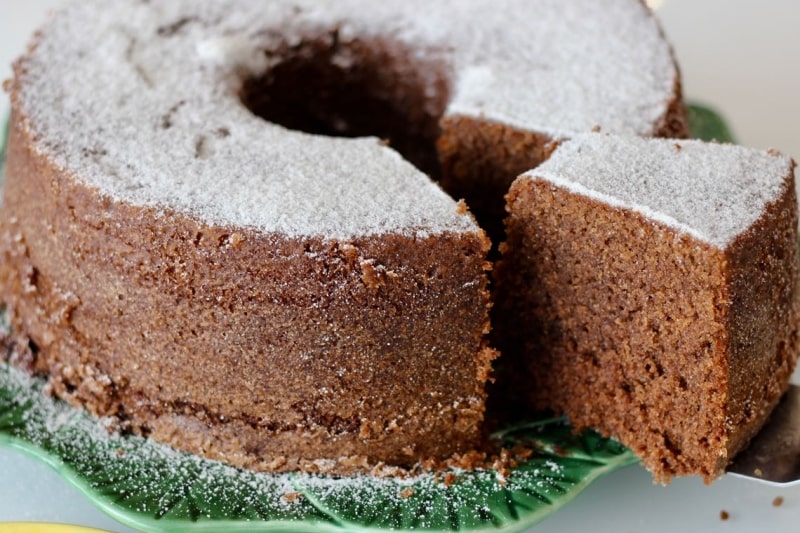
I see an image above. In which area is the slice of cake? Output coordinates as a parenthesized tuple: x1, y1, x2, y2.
(494, 133, 799, 482)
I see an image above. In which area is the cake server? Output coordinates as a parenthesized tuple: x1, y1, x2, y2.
(726, 384, 800, 486)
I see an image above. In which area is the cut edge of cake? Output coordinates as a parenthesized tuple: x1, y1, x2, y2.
(494, 133, 800, 482)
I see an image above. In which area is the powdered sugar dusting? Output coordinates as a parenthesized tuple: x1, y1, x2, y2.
(0, 362, 308, 518)
(527, 134, 795, 248)
(444, 0, 677, 137)
(0, 358, 582, 530)
(13, 0, 676, 238)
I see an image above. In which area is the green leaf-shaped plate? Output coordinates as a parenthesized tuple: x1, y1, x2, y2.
(0, 362, 635, 533)
(0, 104, 730, 533)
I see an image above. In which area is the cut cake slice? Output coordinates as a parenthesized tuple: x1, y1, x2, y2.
(494, 133, 800, 482)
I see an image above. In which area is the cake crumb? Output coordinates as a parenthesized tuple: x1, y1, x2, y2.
(359, 259, 387, 289)
(719, 510, 730, 521)
(398, 487, 414, 499)
(442, 472, 457, 487)
(282, 491, 303, 503)
(266, 456, 288, 470)
(772, 496, 784, 507)
(228, 232, 245, 249)
(754, 468, 764, 478)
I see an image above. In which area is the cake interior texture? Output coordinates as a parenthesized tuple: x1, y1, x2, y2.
(494, 136, 800, 482)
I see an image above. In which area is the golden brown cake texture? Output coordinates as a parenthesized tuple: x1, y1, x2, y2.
(0, 0, 685, 474)
(494, 134, 800, 482)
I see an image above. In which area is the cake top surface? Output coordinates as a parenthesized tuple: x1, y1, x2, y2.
(527, 134, 795, 249)
(13, 0, 677, 238)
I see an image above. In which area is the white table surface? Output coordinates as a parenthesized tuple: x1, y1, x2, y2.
(1, 1, 799, 532)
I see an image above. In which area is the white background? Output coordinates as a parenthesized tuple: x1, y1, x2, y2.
(1, 1, 799, 532)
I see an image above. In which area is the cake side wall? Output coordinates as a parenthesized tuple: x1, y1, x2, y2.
(0, 110, 495, 473)
(723, 169, 799, 459)
(494, 176, 731, 482)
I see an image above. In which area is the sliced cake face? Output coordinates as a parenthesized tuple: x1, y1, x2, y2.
(495, 134, 799, 482)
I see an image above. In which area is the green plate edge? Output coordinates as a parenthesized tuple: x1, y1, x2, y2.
(0, 362, 636, 533)
(687, 103, 735, 143)
(0, 104, 730, 533)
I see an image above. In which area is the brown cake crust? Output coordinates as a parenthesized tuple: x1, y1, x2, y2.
(495, 168, 799, 482)
(0, 109, 495, 473)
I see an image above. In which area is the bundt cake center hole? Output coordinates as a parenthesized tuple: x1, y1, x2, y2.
(239, 35, 449, 178)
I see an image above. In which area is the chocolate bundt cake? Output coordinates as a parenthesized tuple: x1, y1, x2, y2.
(495, 133, 799, 482)
(1, 0, 686, 473)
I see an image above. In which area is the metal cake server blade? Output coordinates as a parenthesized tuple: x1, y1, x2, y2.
(726, 384, 800, 486)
